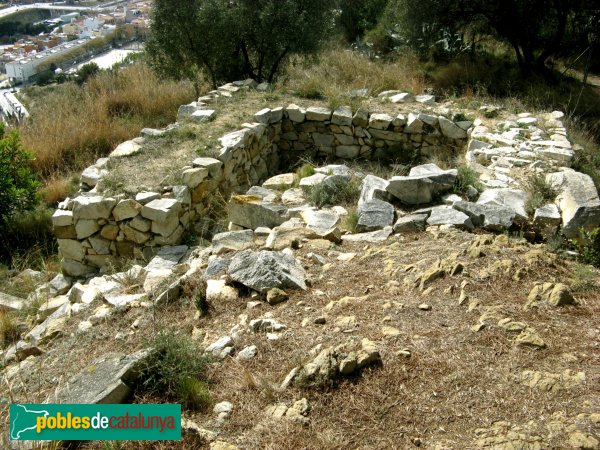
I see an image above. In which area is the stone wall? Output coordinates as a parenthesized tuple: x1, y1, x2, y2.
(53, 101, 473, 277)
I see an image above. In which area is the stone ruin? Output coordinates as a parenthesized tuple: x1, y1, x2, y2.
(51, 81, 600, 277)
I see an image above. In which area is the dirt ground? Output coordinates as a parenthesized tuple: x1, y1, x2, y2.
(2, 228, 599, 449)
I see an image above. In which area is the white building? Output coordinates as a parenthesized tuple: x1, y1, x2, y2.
(5, 39, 90, 83)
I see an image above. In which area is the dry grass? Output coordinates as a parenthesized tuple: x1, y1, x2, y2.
(285, 48, 426, 108)
(19, 63, 196, 181)
(38, 175, 77, 207)
(1, 231, 598, 448)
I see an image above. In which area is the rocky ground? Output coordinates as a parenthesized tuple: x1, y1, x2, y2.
(1, 214, 599, 449)
(2, 84, 600, 449)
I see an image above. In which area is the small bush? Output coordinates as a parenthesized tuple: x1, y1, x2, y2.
(569, 263, 598, 292)
(294, 163, 316, 185)
(522, 172, 558, 214)
(571, 228, 600, 268)
(343, 207, 359, 233)
(308, 176, 361, 208)
(0, 208, 55, 265)
(0, 311, 21, 349)
(140, 330, 212, 411)
(453, 165, 483, 195)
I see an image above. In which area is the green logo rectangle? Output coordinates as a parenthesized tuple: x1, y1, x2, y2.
(10, 404, 181, 441)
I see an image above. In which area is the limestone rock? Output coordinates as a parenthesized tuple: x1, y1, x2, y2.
(427, 206, 474, 229)
(228, 250, 307, 293)
(359, 175, 391, 206)
(546, 169, 600, 238)
(72, 196, 116, 220)
(266, 287, 289, 305)
(262, 173, 295, 191)
(357, 200, 394, 232)
(212, 230, 255, 255)
(228, 195, 289, 230)
(452, 201, 515, 231)
(0, 291, 25, 312)
(341, 226, 393, 243)
(476, 188, 529, 221)
(533, 204, 561, 236)
(205, 336, 235, 359)
(387, 164, 456, 205)
(56, 349, 150, 404)
(393, 214, 428, 232)
(526, 283, 575, 308)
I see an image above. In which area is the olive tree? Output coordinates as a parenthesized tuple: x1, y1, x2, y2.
(146, 0, 337, 88)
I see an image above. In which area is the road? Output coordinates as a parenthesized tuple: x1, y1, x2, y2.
(0, 1, 124, 19)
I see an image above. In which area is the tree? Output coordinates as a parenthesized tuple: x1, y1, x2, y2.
(338, 0, 390, 43)
(385, 0, 598, 73)
(76, 62, 100, 85)
(146, 0, 336, 89)
(0, 125, 39, 224)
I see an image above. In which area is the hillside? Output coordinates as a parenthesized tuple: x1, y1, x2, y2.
(1, 78, 599, 449)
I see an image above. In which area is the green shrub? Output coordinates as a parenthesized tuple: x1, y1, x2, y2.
(308, 176, 361, 207)
(0, 310, 21, 349)
(0, 125, 39, 223)
(140, 330, 212, 410)
(295, 163, 315, 184)
(0, 208, 55, 265)
(343, 207, 359, 232)
(453, 165, 483, 195)
(522, 172, 558, 214)
(571, 228, 600, 268)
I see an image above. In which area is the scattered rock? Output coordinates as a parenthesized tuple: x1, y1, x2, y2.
(266, 287, 289, 305)
(526, 283, 575, 308)
(228, 250, 307, 293)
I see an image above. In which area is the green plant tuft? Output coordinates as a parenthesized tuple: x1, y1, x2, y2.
(453, 165, 483, 195)
(307, 176, 361, 208)
(140, 330, 212, 411)
(522, 172, 558, 214)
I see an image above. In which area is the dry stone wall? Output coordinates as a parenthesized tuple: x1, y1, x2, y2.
(52, 93, 473, 277)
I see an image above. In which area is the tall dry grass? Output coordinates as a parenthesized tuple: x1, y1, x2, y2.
(285, 48, 426, 107)
(20, 63, 195, 180)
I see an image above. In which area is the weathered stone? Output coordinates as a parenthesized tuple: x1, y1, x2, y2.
(387, 164, 456, 205)
(331, 106, 353, 126)
(393, 214, 428, 232)
(341, 226, 393, 243)
(357, 200, 394, 232)
(515, 328, 546, 348)
(109, 140, 141, 158)
(281, 188, 306, 205)
(112, 199, 142, 221)
(72, 196, 116, 220)
(75, 219, 100, 239)
(453, 201, 515, 231)
(182, 167, 209, 189)
(178, 101, 200, 118)
(285, 104, 306, 123)
(52, 210, 73, 227)
(141, 198, 181, 223)
(62, 259, 96, 278)
(236, 345, 258, 360)
(104, 293, 149, 308)
(533, 204, 561, 236)
(37, 295, 69, 321)
(190, 109, 216, 122)
(135, 191, 160, 205)
(305, 107, 332, 121)
(228, 195, 289, 230)
(212, 230, 255, 255)
(55, 225, 78, 239)
(352, 108, 369, 127)
(427, 206, 474, 229)
(267, 287, 289, 305)
(263, 173, 295, 190)
(206, 279, 239, 302)
(228, 250, 307, 293)
(56, 349, 150, 404)
(205, 336, 234, 358)
(527, 283, 575, 308)
(249, 318, 287, 332)
(81, 165, 104, 187)
(368, 113, 393, 130)
(336, 145, 360, 158)
(546, 169, 600, 238)
(0, 291, 25, 312)
(246, 186, 279, 203)
(389, 92, 414, 103)
(301, 209, 341, 242)
(359, 175, 391, 206)
(299, 173, 327, 193)
(58, 239, 85, 262)
(439, 116, 468, 139)
(477, 188, 530, 221)
(415, 94, 435, 104)
(143, 245, 188, 292)
(192, 157, 223, 177)
(404, 113, 423, 133)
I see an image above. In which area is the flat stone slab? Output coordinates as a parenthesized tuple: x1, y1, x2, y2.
(427, 206, 474, 229)
(228, 250, 307, 293)
(453, 201, 515, 231)
(55, 349, 150, 404)
(212, 230, 256, 255)
(341, 226, 393, 243)
(228, 195, 289, 230)
(109, 140, 142, 158)
(0, 292, 26, 312)
(476, 188, 529, 220)
(357, 200, 394, 232)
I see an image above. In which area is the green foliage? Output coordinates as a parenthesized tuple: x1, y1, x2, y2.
(295, 163, 316, 182)
(379, 0, 596, 72)
(141, 330, 212, 410)
(569, 263, 598, 292)
(343, 207, 359, 233)
(0, 208, 55, 264)
(308, 176, 361, 208)
(571, 228, 600, 268)
(76, 62, 101, 85)
(338, 0, 389, 42)
(0, 310, 21, 349)
(522, 172, 558, 214)
(0, 126, 39, 224)
(146, 0, 337, 87)
(453, 165, 482, 195)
